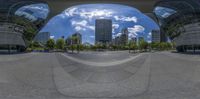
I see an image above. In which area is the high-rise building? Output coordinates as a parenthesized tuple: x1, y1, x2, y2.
(112, 28, 129, 46)
(95, 19, 112, 44)
(120, 28, 129, 45)
(152, 30, 161, 43)
(112, 36, 120, 45)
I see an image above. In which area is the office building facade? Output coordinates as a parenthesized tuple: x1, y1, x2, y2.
(95, 19, 112, 44)
(120, 28, 129, 45)
(112, 28, 129, 46)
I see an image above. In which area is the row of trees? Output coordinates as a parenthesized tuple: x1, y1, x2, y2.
(29, 38, 174, 53)
(111, 40, 174, 53)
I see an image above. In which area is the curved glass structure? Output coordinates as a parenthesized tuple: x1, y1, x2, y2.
(154, 0, 200, 52)
(0, 0, 49, 53)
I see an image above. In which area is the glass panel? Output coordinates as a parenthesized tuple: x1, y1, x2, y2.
(154, 6, 177, 18)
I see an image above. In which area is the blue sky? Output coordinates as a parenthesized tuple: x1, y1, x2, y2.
(16, 4, 160, 44)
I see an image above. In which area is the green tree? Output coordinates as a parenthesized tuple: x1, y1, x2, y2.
(56, 39, 65, 50)
(138, 40, 148, 52)
(31, 41, 41, 48)
(151, 42, 160, 50)
(70, 36, 80, 53)
(46, 39, 55, 50)
(128, 41, 138, 53)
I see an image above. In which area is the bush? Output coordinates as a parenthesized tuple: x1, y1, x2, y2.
(56, 39, 65, 50)
(46, 39, 55, 50)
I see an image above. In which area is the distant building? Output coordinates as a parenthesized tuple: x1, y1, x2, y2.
(112, 28, 129, 46)
(66, 32, 82, 45)
(95, 19, 112, 45)
(34, 32, 50, 44)
(120, 28, 129, 45)
(112, 36, 120, 45)
(152, 30, 161, 43)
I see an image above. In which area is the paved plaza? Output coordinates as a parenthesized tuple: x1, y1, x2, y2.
(0, 51, 200, 99)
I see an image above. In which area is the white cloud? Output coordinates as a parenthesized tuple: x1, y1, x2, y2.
(112, 24, 120, 29)
(71, 20, 88, 26)
(128, 25, 145, 37)
(65, 8, 113, 19)
(161, 13, 171, 18)
(148, 32, 152, 36)
(24, 5, 49, 13)
(128, 25, 145, 33)
(64, 7, 78, 16)
(114, 16, 137, 23)
(113, 33, 122, 39)
(87, 26, 95, 30)
(82, 9, 113, 19)
(147, 32, 152, 39)
(116, 33, 122, 37)
(75, 26, 82, 31)
(89, 35, 95, 38)
(129, 33, 137, 39)
(71, 20, 95, 31)
(50, 36, 55, 39)
(112, 24, 119, 33)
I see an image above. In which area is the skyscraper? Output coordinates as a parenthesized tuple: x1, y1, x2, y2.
(120, 28, 129, 45)
(95, 19, 112, 44)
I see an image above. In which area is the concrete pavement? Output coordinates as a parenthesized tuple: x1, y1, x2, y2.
(0, 51, 200, 99)
(54, 52, 150, 98)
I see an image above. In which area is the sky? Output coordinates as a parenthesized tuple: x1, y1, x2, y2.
(16, 4, 160, 44)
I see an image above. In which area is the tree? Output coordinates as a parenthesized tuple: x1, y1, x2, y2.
(56, 39, 65, 50)
(70, 36, 79, 53)
(111, 44, 118, 51)
(128, 41, 138, 53)
(151, 42, 160, 50)
(138, 39, 148, 52)
(46, 39, 55, 50)
(29, 41, 41, 49)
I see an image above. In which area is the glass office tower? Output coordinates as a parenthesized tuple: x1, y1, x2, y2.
(95, 19, 112, 45)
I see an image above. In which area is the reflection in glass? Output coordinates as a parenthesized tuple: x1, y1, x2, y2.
(0, 1, 49, 52)
(154, 6, 177, 19)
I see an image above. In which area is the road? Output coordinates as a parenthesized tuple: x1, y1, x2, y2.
(0, 51, 200, 99)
